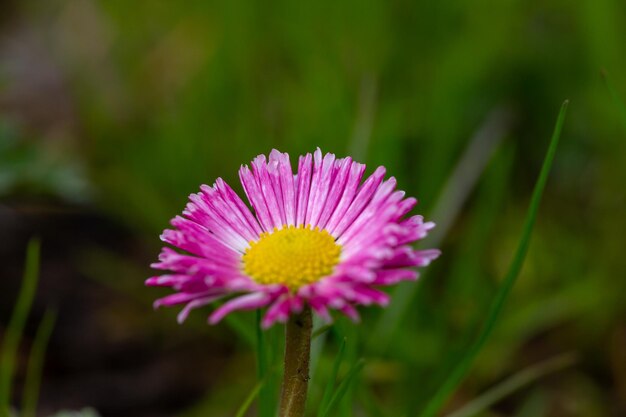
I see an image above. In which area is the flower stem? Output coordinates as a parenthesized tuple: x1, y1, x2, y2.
(279, 306, 312, 417)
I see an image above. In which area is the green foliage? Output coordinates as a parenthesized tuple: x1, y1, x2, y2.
(0, 239, 41, 417)
(418, 101, 569, 417)
(318, 338, 347, 417)
(444, 352, 577, 417)
(21, 310, 57, 417)
(47, 409, 100, 417)
(2, 0, 626, 415)
(255, 310, 273, 417)
(0, 124, 89, 202)
(320, 359, 365, 417)
(603, 70, 626, 131)
(234, 376, 268, 417)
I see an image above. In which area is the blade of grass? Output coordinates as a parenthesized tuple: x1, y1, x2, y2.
(255, 310, 272, 417)
(0, 238, 41, 416)
(418, 100, 569, 417)
(337, 324, 358, 417)
(444, 352, 577, 417)
(601, 70, 626, 130)
(224, 313, 255, 347)
(21, 309, 57, 417)
(514, 389, 548, 417)
(317, 338, 347, 417)
(320, 359, 366, 417)
(235, 375, 272, 417)
(309, 316, 330, 405)
(405, 144, 515, 414)
(371, 106, 513, 351)
(312, 324, 333, 341)
(348, 73, 378, 162)
(358, 385, 385, 417)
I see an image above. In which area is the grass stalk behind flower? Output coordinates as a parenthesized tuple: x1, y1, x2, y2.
(0, 238, 41, 417)
(319, 359, 365, 417)
(371, 106, 512, 353)
(256, 310, 275, 417)
(317, 338, 346, 417)
(21, 309, 57, 417)
(602, 70, 626, 131)
(418, 100, 569, 417)
(234, 380, 265, 417)
(443, 352, 577, 417)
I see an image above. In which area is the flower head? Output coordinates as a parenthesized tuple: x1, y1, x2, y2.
(147, 149, 440, 328)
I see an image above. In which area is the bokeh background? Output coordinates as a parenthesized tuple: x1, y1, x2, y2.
(1, 0, 625, 416)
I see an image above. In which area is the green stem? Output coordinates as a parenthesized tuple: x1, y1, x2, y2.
(279, 307, 312, 417)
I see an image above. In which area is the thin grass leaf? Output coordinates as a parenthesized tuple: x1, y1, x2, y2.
(312, 324, 333, 341)
(309, 317, 330, 404)
(317, 338, 347, 417)
(348, 73, 378, 161)
(444, 352, 577, 417)
(47, 408, 100, 417)
(333, 318, 359, 417)
(601, 70, 626, 130)
(320, 359, 365, 417)
(513, 390, 548, 417)
(0, 238, 41, 416)
(255, 310, 272, 417)
(235, 379, 267, 417)
(358, 385, 385, 417)
(224, 313, 256, 347)
(371, 106, 513, 352)
(234, 361, 280, 417)
(267, 325, 283, 417)
(21, 309, 57, 417)
(418, 100, 569, 417)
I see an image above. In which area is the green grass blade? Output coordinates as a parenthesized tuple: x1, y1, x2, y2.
(320, 359, 365, 417)
(358, 386, 385, 417)
(418, 100, 569, 417)
(224, 313, 256, 347)
(601, 70, 626, 130)
(21, 309, 57, 417)
(312, 324, 333, 341)
(371, 107, 513, 352)
(444, 352, 576, 417)
(513, 390, 548, 417)
(255, 310, 272, 417)
(235, 379, 267, 417)
(317, 337, 347, 417)
(0, 238, 41, 416)
(348, 73, 378, 162)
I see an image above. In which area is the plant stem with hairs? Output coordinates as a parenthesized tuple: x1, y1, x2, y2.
(279, 307, 312, 417)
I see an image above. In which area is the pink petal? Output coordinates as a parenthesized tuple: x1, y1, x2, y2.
(329, 166, 386, 237)
(295, 153, 313, 227)
(209, 292, 273, 324)
(316, 157, 353, 230)
(306, 150, 336, 227)
(215, 178, 264, 237)
(324, 161, 366, 234)
(270, 150, 297, 226)
(240, 165, 274, 232)
(178, 294, 226, 323)
(262, 295, 293, 328)
(251, 154, 284, 228)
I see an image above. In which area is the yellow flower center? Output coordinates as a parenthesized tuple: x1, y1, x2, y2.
(243, 226, 341, 290)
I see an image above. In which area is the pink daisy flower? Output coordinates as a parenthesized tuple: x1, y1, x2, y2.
(147, 149, 440, 328)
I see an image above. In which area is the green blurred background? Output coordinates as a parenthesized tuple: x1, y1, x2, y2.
(1, 0, 625, 416)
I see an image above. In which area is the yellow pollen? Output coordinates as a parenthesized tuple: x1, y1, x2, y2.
(243, 225, 341, 290)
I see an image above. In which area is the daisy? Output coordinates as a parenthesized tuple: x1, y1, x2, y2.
(147, 148, 440, 328)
